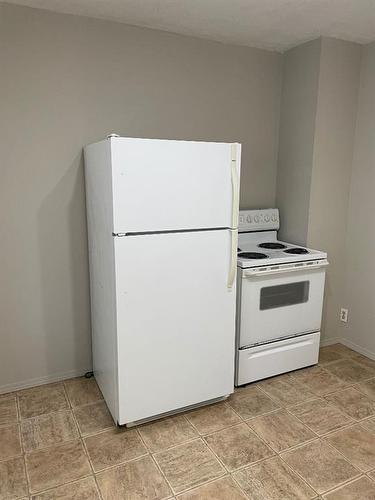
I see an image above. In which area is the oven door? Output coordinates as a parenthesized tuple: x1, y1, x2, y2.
(239, 261, 328, 347)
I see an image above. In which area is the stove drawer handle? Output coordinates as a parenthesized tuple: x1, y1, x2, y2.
(244, 260, 329, 278)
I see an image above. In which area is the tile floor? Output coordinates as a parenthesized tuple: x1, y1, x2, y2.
(2, 343, 375, 499)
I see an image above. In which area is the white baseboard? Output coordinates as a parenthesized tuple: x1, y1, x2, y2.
(339, 338, 375, 361)
(0, 367, 92, 395)
(319, 336, 375, 361)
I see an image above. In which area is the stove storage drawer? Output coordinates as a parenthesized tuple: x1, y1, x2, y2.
(239, 265, 326, 347)
(236, 332, 320, 385)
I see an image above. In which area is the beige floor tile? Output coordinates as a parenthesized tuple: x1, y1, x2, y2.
(360, 416, 375, 434)
(74, 401, 114, 436)
(326, 424, 375, 472)
(281, 439, 359, 494)
(357, 378, 375, 401)
(0, 395, 18, 425)
(85, 427, 147, 471)
(319, 347, 346, 365)
(154, 438, 225, 493)
(96, 455, 172, 499)
(324, 359, 375, 384)
(322, 475, 375, 499)
(368, 469, 375, 481)
(349, 353, 375, 370)
(291, 366, 348, 396)
(138, 415, 198, 452)
(288, 398, 354, 435)
(25, 439, 91, 493)
(325, 387, 375, 420)
(233, 455, 316, 500)
(359, 353, 375, 368)
(185, 403, 241, 435)
(0, 424, 22, 461)
(21, 410, 79, 452)
(257, 374, 314, 407)
(323, 344, 356, 357)
(249, 409, 315, 452)
(0, 457, 28, 500)
(177, 476, 246, 499)
(227, 386, 279, 419)
(64, 377, 103, 407)
(18, 383, 69, 419)
(204, 423, 273, 472)
(31, 476, 100, 499)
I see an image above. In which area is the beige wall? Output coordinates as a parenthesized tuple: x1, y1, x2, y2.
(308, 38, 361, 343)
(276, 39, 321, 245)
(0, 3, 282, 390)
(276, 37, 361, 342)
(342, 42, 375, 356)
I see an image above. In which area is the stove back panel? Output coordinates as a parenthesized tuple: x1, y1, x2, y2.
(239, 209, 279, 233)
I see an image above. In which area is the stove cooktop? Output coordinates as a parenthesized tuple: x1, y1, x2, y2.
(237, 235, 327, 268)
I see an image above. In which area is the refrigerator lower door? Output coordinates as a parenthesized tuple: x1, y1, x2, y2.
(114, 229, 236, 425)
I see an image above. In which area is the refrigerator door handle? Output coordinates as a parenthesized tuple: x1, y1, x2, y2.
(227, 144, 239, 289)
(230, 144, 239, 229)
(227, 229, 238, 288)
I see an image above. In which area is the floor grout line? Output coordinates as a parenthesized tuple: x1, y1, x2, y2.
(276, 445, 322, 497)
(316, 472, 364, 497)
(321, 474, 375, 497)
(274, 451, 321, 498)
(68, 396, 105, 500)
(15, 392, 31, 499)
(27, 474, 97, 499)
(134, 425, 176, 498)
(230, 471, 254, 499)
(80, 437, 104, 500)
(150, 451, 189, 498)
(280, 401, 363, 440)
(321, 438, 363, 476)
(201, 432, 241, 474)
(178, 473, 244, 499)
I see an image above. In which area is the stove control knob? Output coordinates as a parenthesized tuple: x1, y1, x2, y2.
(254, 215, 259, 223)
(239, 215, 244, 224)
(264, 215, 270, 222)
(246, 215, 252, 223)
(271, 214, 278, 222)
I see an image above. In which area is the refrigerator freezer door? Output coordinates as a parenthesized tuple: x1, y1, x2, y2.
(110, 138, 241, 233)
(114, 230, 236, 425)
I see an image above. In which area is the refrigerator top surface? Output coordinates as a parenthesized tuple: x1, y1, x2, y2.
(87, 135, 241, 147)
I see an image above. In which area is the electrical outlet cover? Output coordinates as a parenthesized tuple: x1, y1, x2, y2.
(340, 308, 348, 323)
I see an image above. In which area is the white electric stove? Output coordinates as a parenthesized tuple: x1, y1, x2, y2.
(235, 208, 329, 386)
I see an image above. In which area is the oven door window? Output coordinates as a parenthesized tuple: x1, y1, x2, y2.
(260, 281, 310, 310)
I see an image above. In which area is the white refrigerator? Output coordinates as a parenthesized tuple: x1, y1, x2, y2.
(84, 136, 241, 426)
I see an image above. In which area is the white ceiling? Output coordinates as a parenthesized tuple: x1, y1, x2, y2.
(5, 0, 375, 52)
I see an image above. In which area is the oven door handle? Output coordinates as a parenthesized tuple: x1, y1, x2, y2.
(243, 259, 329, 278)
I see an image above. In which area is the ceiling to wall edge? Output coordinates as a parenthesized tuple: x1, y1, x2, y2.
(1, 1, 372, 54)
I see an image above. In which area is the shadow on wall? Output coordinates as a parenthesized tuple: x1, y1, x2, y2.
(37, 152, 92, 378)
